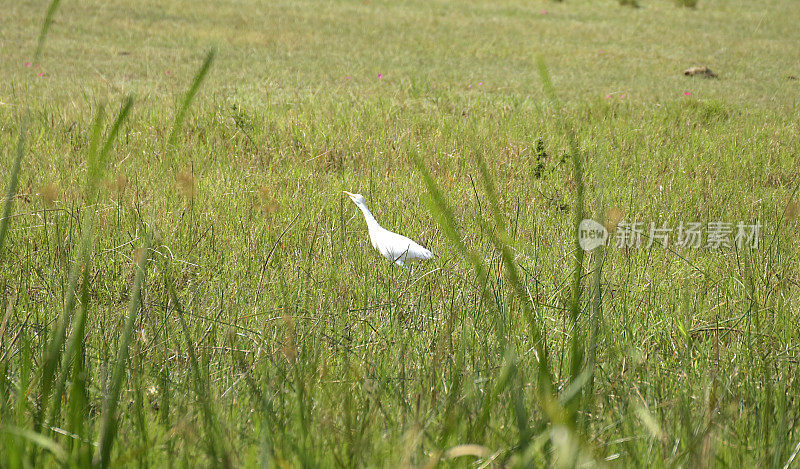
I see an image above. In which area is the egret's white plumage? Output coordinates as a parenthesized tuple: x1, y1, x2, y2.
(344, 191, 433, 268)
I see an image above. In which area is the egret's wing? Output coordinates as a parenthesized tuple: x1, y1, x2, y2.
(381, 231, 433, 263)
(403, 240, 433, 261)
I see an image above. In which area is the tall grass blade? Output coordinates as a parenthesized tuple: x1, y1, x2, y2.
(95, 235, 151, 468)
(37, 95, 132, 444)
(536, 57, 587, 419)
(32, 0, 61, 62)
(470, 352, 517, 441)
(0, 119, 27, 261)
(473, 148, 554, 397)
(43, 94, 131, 434)
(583, 242, 605, 420)
(66, 276, 91, 466)
(89, 96, 134, 202)
(412, 143, 592, 461)
(0, 0, 61, 259)
(168, 48, 217, 147)
(409, 148, 490, 291)
(1, 426, 66, 464)
(46, 261, 90, 441)
(34, 105, 105, 436)
(166, 278, 231, 468)
(471, 147, 597, 459)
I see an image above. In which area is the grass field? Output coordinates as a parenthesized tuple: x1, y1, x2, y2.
(2, 0, 800, 466)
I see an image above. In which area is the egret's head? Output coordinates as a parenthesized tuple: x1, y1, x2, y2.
(343, 191, 366, 206)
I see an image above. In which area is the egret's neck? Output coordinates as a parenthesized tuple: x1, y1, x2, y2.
(356, 202, 382, 234)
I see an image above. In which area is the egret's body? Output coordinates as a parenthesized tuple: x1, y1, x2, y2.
(344, 191, 433, 268)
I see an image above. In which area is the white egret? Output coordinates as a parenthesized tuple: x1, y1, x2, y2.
(343, 191, 434, 268)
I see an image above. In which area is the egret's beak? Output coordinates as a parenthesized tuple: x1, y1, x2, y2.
(343, 191, 355, 198)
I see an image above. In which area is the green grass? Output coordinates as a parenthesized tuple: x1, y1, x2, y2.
(2, 0, 800, 466)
